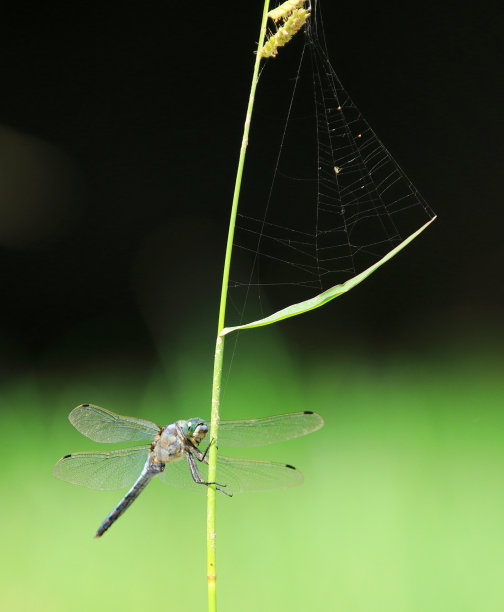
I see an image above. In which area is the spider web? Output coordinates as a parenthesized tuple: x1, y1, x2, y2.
(227, 1, 435, 327)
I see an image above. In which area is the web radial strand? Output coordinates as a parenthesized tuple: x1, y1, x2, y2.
(227, 0, 435, 327)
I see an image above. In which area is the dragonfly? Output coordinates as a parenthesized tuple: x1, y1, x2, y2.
(53, 403, 324, 538)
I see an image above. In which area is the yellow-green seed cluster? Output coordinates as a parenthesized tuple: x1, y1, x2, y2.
(259, 7, 310, 59)
(267, 0, 306, 23)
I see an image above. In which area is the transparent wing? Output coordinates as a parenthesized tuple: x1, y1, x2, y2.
(68, 404, 160, 443)
(53, 446, 150, 490)
(157, 456, 195, 489)
(214, 456, 303, 493)
(217, 411, 324, 447)
(159, 454, 303, 494)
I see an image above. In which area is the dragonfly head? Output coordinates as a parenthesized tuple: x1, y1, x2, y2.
(184, 418, 209, 446)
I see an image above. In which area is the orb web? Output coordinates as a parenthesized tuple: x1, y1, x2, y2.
(227, 0, 435, 327)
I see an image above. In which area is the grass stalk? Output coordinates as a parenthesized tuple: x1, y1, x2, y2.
(206, 3, 270, 611)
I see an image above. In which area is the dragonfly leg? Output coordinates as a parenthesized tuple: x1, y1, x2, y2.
(199, 437, 216, 462)
(186, 452, 232, 497)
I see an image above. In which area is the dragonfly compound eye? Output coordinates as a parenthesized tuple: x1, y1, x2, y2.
(184, 418, 208, 441)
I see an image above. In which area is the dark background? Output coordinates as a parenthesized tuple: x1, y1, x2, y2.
(0, 0, 502, 373)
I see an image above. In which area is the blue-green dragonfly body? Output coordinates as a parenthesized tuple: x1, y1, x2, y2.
(53, 404, 324, 537)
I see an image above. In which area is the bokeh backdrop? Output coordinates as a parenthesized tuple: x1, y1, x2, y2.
(1, 2, 502, 611)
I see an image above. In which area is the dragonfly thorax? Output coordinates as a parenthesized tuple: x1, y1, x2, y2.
(152, 424, 186, 464)
(151, 419, 208, 465)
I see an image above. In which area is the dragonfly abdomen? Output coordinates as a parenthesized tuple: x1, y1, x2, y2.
(95, 461, 163, 538)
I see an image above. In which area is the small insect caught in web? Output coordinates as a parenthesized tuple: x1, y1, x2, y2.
(334, 166, 341, 175)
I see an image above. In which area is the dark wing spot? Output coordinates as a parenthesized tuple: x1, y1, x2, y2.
(304, 411, 314, 414)
(285, 464, 296, 470)
(82, 403, 90, 407)
(63, 454, 72, 459)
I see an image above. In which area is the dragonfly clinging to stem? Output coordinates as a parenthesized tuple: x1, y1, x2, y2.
(53, 404, 324, 538)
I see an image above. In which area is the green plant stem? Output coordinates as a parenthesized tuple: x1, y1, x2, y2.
(206, 3, 270, 611)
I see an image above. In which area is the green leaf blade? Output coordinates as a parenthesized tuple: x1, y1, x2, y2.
(221, 216, 436, 336)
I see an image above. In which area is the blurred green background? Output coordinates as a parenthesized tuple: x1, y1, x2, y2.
(2, 331, 504, 611)
(1, 1, 503, 611)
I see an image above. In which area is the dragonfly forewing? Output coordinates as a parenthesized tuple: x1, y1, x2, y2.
(69, 404, 160, 443)
(53, 446, 150, 490)
(217, 411, 324, 447)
